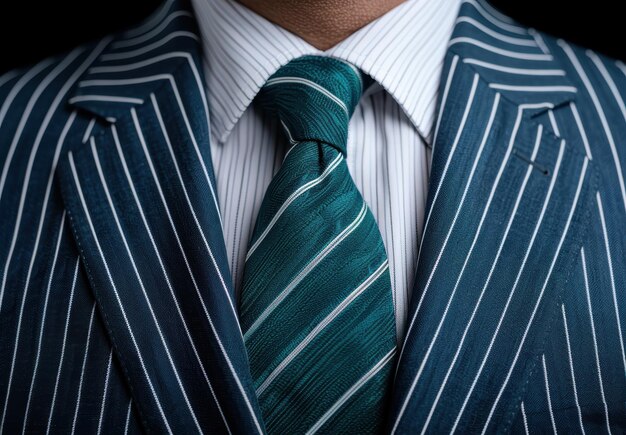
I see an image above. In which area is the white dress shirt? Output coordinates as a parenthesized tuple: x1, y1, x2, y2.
(190, 0, 460, 337)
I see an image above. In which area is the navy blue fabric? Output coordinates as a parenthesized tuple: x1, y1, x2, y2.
(0, 1, 263, 433)
(0, 0, 625, 433)
(389, 2, 626, 433)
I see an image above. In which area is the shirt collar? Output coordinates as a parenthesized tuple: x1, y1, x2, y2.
(191, 0, 461, 144)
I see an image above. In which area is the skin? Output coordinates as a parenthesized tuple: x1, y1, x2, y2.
(236, 0, 406, 50)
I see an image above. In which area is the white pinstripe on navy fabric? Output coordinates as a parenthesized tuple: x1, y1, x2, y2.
(21, 213, 67, 434)
(114, 12, 193, 48)
(588, 51, 626, 121)
(521, 402, 529, 435)
(560, 304, 586, 434)
(421, 122, 545, 434)
(481, 156, 590, 432)
(70, 303, 97, 435)
(0, 41, 109, 433)
(131, 104, 228, 428)
(123, 400, 133, 435)
(67, 152, 175, 434)
(395, 70, 483, 374)
(385, 1, 626, 432)
(0, 58, 62, 200)
(451, 137, 567, 430)
(595, 192, 626, 374)
(100, 31, 199, 61)
(541, 40, 626, 434)
(149, 92, 261, 434)
(559, 41, 626, 213)
(46, 257, 80, 435)
(0, 59, 55, 135)
(94, 128, 203, 434)
(96, 350, 113, 435)
(0, 49, 80, 309)
(190, 0, 461, 337)
(541, 354, 558, 435)
(580, 247, 612, 433)
(393, 105, 545, 434)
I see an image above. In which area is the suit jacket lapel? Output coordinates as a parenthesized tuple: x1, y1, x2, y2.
(390, 1, 596, 432)
(57, 1, 265, 432)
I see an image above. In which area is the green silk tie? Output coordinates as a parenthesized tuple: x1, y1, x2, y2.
(239, 55, 396, 434)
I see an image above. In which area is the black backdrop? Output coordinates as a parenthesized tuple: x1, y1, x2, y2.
(0, 0, 624, 74)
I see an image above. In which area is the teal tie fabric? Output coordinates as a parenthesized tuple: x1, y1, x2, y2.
(239, 56, 397, 434)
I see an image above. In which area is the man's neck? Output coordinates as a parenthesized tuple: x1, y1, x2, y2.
(236, 0, 406, 50)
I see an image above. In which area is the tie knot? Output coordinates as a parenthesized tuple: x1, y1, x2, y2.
(257, 56, 364, 155)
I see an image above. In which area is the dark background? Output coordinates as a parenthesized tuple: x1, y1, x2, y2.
(1, 0, 624, 74)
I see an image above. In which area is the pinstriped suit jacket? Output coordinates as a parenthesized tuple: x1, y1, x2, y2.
(0, 0, 624, 433)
